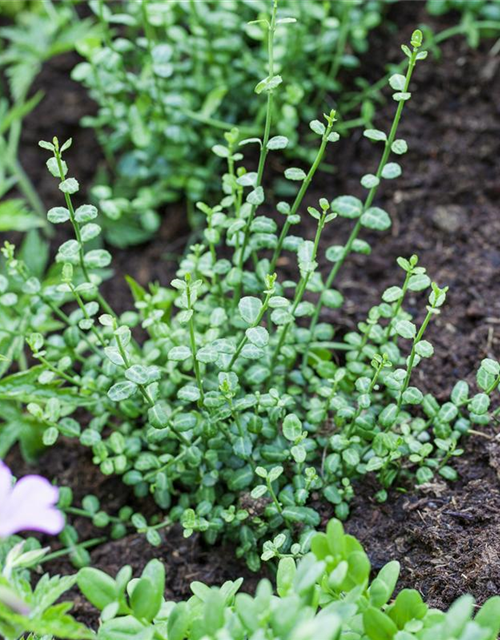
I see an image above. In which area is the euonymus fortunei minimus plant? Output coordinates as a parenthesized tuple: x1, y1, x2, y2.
(1, 22, 499, 572)
(70, 0, 500, 247)
(71, 0, 385, 246)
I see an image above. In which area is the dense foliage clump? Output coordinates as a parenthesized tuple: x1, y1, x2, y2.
(1, 22, 499, 572)
(71, 0, 385, 245)
(0, 1, 500, 639)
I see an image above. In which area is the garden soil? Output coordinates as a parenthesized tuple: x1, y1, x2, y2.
(6, 1, 500, 626)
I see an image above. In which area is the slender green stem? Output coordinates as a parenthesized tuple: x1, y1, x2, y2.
(269, 120, 335, 274)
(384, 269, 412, 341)
(115, 328, 154, 407)
(40, 537, 107, 564)
(267, 478, 283, 515)
(65, 507, 122, 525)
(304, 46, 420, 368)
(186, 285, 205, 403)
(233, 0, 278, 308)
(347, 360, 384, 436)
(37, 355, 84, 387)
(272, 214, 327, 369)
(148, 519, 171, 532)
(227, 289, 273, 370)
(70, 284, 107, 349)
(396, 308, 434, 411)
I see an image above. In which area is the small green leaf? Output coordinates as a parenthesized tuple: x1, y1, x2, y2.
(84, 249, 111, 268)
(59, 178, 79, 194)
(379, 403, 398, 427)
(393, 92, 412, 102)
(108, 381, 137, 402)
(389, 73, 406, 91)
(332, 195, 363, 219)
(415, 340, 434, 358)
(246, 326, 269, 348)
(283, 414, 302, 441)
(395, 320, 416, 340)
(364, 128, 387, 142)
(75, 204, 98, 223)
(77, 567, 117, 610)
(382, 286, 403, 303)
(239, 296, 262, 325)
(408, 274, 431, 291)
(360, 174, 380, 189)
(381, 162, 402, 179)
(285, 167, 307, 181)
(451, 380, 469, 405)
(81, 223, 101, 242)
(255, 74, 282, 94)
(391, 139, 408, 155)
(470, 393, 490, 415)
(47, 207, 70, 224)
(125, 365, 149, 385)
(310, 120, 326, 135)
(361, 207, 391, 231)
(168, 346, 192, 361)
(247, 187, 265, 206)
(402, 387, 423, 405)
(267, 135, 288, 150)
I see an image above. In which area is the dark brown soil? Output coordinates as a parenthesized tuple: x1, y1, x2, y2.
(345, 430, 500, 609)
(5, 0, 500, 627)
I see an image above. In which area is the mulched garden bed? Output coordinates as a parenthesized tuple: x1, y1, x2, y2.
(6, 1, 500, 625)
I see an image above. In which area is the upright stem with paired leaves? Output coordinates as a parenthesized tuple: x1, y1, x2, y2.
(304, 35, 424, 369)
(227, 275, 276, 371)
(397, 321, 435, 412)
(233, 0, 279, 307)
(271, 203, 334, 369)
(269, 111, 337, 274)
(52, 140, 116, 319)
(185, 276, 205, 403)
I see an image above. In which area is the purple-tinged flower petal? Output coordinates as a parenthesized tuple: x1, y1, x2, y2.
(0, 461, 12, 506)
(0, 475, 64, 538)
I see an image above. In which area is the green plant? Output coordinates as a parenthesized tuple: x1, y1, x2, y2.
(1, 28, 499, 571)
(426, 0, 500, 47)
(0, 539, 93, 640)
(0, 3, 94, 231)
(427, 0, 500, 18)
(0, 0, 52, 18)
(3, 518, 500, 640)
(71, 0, 385, 246)
(70, 0, 500, 248)
(74, 519, 500, 640)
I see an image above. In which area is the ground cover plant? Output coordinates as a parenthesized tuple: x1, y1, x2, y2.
(1, 17, 499, 575)
(0, 1, 500, 638)
(70, 0, 500, 247)
(70, 0, 386, 246)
